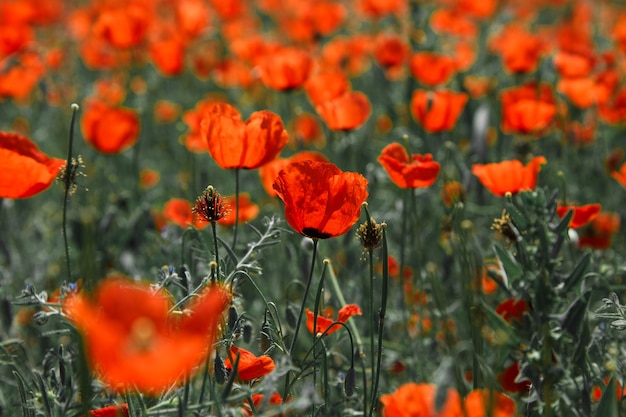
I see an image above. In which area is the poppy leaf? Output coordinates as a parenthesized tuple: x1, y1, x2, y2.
(494, 244, 522, 284)
(504, 201, 529, 232)
(553, 208, 574, 236)
(593, 376, 619, 417)
(481, 300, 521, 348)
(561, 253, 591, 295)
(217, 235, 238, 265)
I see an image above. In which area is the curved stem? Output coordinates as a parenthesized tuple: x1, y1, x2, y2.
(289, 239, 318, 354)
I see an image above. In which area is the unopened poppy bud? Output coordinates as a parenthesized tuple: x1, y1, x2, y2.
(243, 322, 253, 344)
(285, 304, 298, 329)
(193, 185, 230, 223)
(344, 367, 356, 397)
(227, 306, 239, 335)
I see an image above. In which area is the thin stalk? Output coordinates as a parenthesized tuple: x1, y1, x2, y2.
(368, 248, 375, 405)
(231, 168, 240, 250)
(62, 104, 79, 282)
(211, 221, 219, 281)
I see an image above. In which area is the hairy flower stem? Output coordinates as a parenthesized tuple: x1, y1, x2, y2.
(368, 249, 375, 405)
(369, 225, 388, 417)
(62, 104, 79, 282)
(211, 221, 219, 281)
(232, 168, 240, 250)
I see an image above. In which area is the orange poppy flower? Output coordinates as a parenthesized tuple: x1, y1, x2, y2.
(201, 103, 289, 169)
(89, 404, 129, 417)
(471, 156, 547, 197)
(162, 198, 208, 230)
(81, 100, 140, 154)
(304, 71, 349, 107)
(464, 389, 517, 417)
(410, 89, 468, 133)
(63, 277, 231, 394)
(259, 151, 328, 197)
(92, 3, 152, 49)
(611, 162, 626, 188)
(224, 345, 275, 381)
(242, 393, 283, 417)
(306, 304, 362, 336)
(215, 194, 259, 227)
(359, 0, 407, 17)
(315, 91, 372, 131)
(181, 99, 229, 153)
(380, 383, 462, 417)
(599, 86, 626, 125)
(500, 83, 556, 136)
(556, 203, 601, 229)
(153, 100, 181, 124)
(553, 50, 595, 78)
(430, 8, 478, 38)
(489, 25, 545, 74)
(0, 23, 33, 57)
(498, 361, 531, 394)
(373, 33, 408, 70)
(377, 142, 440, 189)
(578, 211, 621, 250)
(409, 52, 458, 87)
(320, 35, 373, 76)
(149, 36, 184, 76)
(139, 168, 160, 189)
(557, 76, 613, 109)
(0, 52, 45, 101)
(0, 132, 65, 199)
(292, 113, 326, 148)
(258, 47, 312, 91)
(441, 181, 465, 207)
(273, 160, 368, 239)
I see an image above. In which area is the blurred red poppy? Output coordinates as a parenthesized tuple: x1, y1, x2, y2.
(291, 113, 326, 148)
(92, 3, 152, 49)
(500, 83, 556, 136)
(471, 156, 547, 197)
(162, 198, 208, 230)
(489, 25, 545, 74)
(224, 345, 275, 381)
(0, 132, 65, 199)
(149, 36, 185, 76)
(359, 0, 407, 17)
(373, 33, 408, 73)
(81, 100, 141, 154)
(216, 194, 259, 227)
(258, 47, 312, 91)
(315, 91, 372, 131)
(409, 52, 458, 87)
(201, 103, 289, 169)
(306, 304, 362, 335)
(441, 181, 465, 208)
(556, 203, 601, 229)
(273, 160, 368, 239)
(259, 151, 328, 197)
(578, 211, 621, 250)
(242, 393, 283, 417)
(380, 383, 462, 417)
(410, 89, 468, 133)
(304, 71, 349, 107)
(89, 405, 129, 417)
(464, 389, 517, 417)
(495, 298, 527, 323)
(378, 142, 440, 189)
(498, 361, 531, 394)
(430, 8, 477, 38)
(63, 277, 231, 393)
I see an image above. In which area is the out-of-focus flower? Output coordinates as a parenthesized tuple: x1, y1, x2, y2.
(441, 181, 465, 208)
(489, 25, 545, 74)
(464, 389, 517, 417)
(273, 160, 368, 239)
(599, 85, 626, 125)
(498, 361, 531, 394)
(556, 203, 601, 229)
(154, 100, 181, 124)
(0, 132, 65, 199)
(410, 89, 468, 133)
(578, 211, 621, 250)
(409, 52, 458, 87)
(0, 52, 45, 101)
(306, 304, 362, 335)
(315, 91, 372, 131)
(304, 71, 349, 107)
(92, 2, 152, 49)
(471, 156, 547, 197)
(163, 198, 209, 230)
(430, 8, 477, 38)
(201, 103, 289, 169)
(181, 99, 230, 153)
(500, 83, 556, 136)
(373, 33, 408, 78)
(215, 194, 259, 227)
(380, 383, 462, 417)
(224, 345, 275, 381)
(139, 169, 160, 190)
(320, 34, 372, 76)
(242, 393, 283, 417)
(89, 404, 129, 417)
(259, 151, 328, 197)
(81, 100, 140, 154)
(291, 113, 326, 148)
(257, 47, 312, 91)
(378, 142, 440, 189)
(495, 298, 527, 323)
(63, 277, 231, 393)
(149, 36, 185, 76)
(358, 0, 407, 18)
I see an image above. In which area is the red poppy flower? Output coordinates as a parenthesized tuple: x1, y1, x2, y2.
(215, 194, 259, 227)
(63, 277, 231, 394)
(162, 198, 208, 230)
(272, 160, 369, 239)
(89, 404, 129, 417)
(0, 132, 65, 199)
(304, 71, 349, 107)
(315, 91, 372, 131)
(500, 83, 556, 136)
(489, 25, 545, 74)
(224, 346, 275, 381)
(320, 35, 373, 76)
(495, 298, 527, 323)
(201, 103, 289, 169)
(498, 361, 531, 394)
(578, 211, 621, 250)
(464, 389, 517, 417)
(378, 142, 440, 189)
(429, 8, 477, 38)
(149, 36, 184, 76)
(553, 50, 595, 78)
(410, 89, 468, 133)
(599, 85, 626, 125)
(611, 162, 626, 188)
(258, 47, 312, 91)
(557, 76, 613, 109)
(306, 304, 362, 336)
(259, 151, 328, 197)
(441, 181, 465, 208)
(409, 52, 458, 87)
(0, 52, 45, 101)
(92, 3, 152, 49)
(292, 113, 326, 148)
(380, 383, 462, 417)
(471, 156, 547, 197)
(359, 0, 407, 17)
(181, 99, 231, 153)
(81, 100, 141, 154)
(556, 203, 601, 229)
(373, 33, 408, 70)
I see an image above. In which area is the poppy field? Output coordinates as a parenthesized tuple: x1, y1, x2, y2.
(4, 0, 626, 416)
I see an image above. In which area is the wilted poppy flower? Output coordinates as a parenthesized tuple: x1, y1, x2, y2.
(315, 91, 372, 131)
(378, 142, 440, 188)
(0, 132, 65, 198)
(201, 103, 289, 169)
(410, 89, 468, 133)
(498, 361, 531, 394)
(380, 383, 462, 417)
(472, 156, 547, 197)
(259, 151, 328, 197)
(556, 203, 601, 229)
(500, 83, 556, 136)
(409, 52, 458, 87)
(258, 47, 312, 91)
(224, 345, 275, 381)
(306, 304, 362, 335)
(273, 160, 368, 239)
(216, 194, 259, 226)
(81, 100, 140, 154)
(89, 404, 129, 417)
(63, 277, 231, 393)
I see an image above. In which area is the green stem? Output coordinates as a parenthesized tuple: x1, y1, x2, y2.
(231, 169, 240, 250)
(62, 104, 79, 282)
(289, 239, 318, 354)
(211, 221, 219, 281)
(368, 249, 375, 405)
